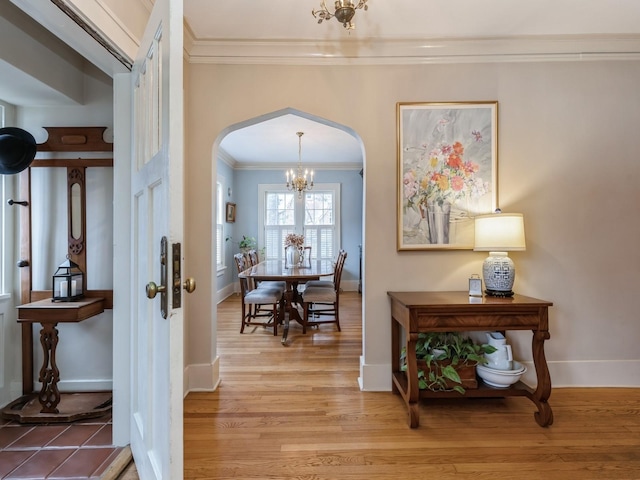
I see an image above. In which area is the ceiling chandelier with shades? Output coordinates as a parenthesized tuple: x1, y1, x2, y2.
(312, 0, 369, 31)
(286, 132, 314, 198)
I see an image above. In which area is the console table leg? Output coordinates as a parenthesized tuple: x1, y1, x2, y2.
(408, 403, 419, 428)
(530, 328, 553, 427)
(38, 323, 61, 414)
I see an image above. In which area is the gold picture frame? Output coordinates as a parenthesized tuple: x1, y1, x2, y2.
(397, 101, 498, 251)
(225, 202, 236, 223)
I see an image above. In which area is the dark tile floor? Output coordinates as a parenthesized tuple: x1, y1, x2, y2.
(0, 413, 123, 479)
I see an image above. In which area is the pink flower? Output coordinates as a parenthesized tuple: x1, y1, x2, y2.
(450, 176, 465, 191)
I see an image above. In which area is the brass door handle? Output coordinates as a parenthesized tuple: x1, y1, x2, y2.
(146, 281, 166, 299)
(183, 277, 196, 293)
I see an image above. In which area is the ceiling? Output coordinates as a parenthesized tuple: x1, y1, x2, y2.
(189, 0, 640, 168)
(219, 112, 362, 170)
(5, 0, 640, 168)
(184, 0, 640, 42)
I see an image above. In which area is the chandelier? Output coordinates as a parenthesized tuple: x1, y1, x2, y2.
(312, 0, 368, 31)
(286, 132, 314, 198)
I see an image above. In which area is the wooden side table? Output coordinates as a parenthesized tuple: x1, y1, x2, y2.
(1, 297, 110, 423)
(388, 291, 553, 428)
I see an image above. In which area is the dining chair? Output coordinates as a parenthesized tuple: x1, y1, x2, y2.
(234, 253, 284, 335)
(304, 249, 346, 289)
(246, 249, 286, 291)
(300, 250, 347, 334)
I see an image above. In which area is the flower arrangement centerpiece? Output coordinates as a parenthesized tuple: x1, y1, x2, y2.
(403, 140, 489, 244)
(284, 233, 305, 268)
(284, 233, 305, 248)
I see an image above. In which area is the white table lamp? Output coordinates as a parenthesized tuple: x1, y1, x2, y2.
(474, 212, 526, 297)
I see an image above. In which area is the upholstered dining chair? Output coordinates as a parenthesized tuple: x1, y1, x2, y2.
(246, 249, 286, 291)
(300, 250, 347, 334)
(234, 253, 284, 335)
(304, 249, 346, 290)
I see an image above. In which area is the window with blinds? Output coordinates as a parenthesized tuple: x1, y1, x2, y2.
(259, 184, 340, 261)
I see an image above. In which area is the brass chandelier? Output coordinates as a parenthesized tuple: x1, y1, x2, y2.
(286, 132, 314, 198)
(312, 0, 369, 31)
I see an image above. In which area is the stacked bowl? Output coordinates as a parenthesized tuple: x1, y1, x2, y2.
(476, 361, 527, 388)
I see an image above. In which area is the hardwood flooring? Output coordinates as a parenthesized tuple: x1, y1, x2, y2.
(184, 292, 640, 479)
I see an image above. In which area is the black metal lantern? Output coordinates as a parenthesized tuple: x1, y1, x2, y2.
(52, 257, 84, 302)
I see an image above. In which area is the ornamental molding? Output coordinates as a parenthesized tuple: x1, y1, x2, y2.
(187, 34, 640, 65)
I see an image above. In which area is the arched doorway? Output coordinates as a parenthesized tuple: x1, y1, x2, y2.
(210, 106, 365, 357)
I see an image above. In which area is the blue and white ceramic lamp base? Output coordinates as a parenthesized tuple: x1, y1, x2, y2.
(482, 252, 515, 297)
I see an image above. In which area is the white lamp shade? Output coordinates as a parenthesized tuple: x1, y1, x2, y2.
(474, 213, 526, 251)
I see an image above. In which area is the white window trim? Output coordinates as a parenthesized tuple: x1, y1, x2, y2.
(216, 177, 226, 274)
(257, 183, 341, 260)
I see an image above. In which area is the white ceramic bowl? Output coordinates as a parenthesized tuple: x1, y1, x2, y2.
(476, 361, 527, 388)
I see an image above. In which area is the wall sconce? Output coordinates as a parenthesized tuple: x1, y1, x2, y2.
(52, 257, 84, 302)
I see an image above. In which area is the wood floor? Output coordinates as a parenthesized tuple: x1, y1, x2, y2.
(184, 292, 640, 480)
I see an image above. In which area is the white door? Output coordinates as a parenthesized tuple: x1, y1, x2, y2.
(125, 0, 184, 478)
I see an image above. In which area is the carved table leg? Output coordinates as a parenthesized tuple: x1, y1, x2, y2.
(529, 328, 553, 426)
(405, 332, 420, 428)
(38, 323, 61, 414)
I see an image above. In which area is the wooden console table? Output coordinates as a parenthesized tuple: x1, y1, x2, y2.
(388, 291, 553, 428)
(1, 297, 110, 423)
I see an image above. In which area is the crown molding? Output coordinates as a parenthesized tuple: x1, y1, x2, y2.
(233, 163, 363, 171)
(217, 147, 237, 169)
(187, 34, 640, 65)
(218, 145, 362, 170)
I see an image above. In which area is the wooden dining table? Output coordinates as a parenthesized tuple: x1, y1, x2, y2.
(238, 259, 334, 344)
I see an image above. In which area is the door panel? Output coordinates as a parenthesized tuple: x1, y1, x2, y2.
(125, 0, 184, 478)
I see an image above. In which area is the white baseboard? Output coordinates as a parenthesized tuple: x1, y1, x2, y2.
(358, 356, 392, 391)
(521, 359, 640, 388)
(341, 280, 360, 292)
(184, 358, 220, 395)
(216, 283, 236, 304)
(357, 358, 640, 392)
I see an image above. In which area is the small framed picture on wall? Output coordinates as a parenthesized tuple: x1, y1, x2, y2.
(225, 202, 236, 223)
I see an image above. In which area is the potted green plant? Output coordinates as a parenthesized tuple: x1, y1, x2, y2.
(238, 235, 257, 252)
(402, 332, 496, 394)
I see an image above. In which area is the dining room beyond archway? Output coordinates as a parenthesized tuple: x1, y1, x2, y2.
(211, 107, 365, 345)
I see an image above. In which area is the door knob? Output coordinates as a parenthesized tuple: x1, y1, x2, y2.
(146, 281, 166, 299)
(183, 277, 196, 293)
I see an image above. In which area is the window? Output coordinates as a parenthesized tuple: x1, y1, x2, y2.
(258, 184, 340, 261)
(216, 179, 224, 272)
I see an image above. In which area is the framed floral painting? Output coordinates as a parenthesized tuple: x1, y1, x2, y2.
(397, 101, 498, 250)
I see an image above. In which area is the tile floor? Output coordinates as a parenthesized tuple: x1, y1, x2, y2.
(0, 413, 124, 479)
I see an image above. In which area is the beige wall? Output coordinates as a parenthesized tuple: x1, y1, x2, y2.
(185, 60, 640, 389)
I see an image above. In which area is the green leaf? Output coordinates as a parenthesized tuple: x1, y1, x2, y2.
(441, 365, 461, 384)
(453, 385, 466, 394)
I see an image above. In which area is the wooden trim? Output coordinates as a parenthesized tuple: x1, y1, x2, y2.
(30, 159, 114, 168)
(67, 167, 87, 273)
(30, 290, 113, 309)
(37, 127, 113, 152)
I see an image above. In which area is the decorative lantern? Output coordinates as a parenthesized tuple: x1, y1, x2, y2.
(52, 257, 84, 302)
